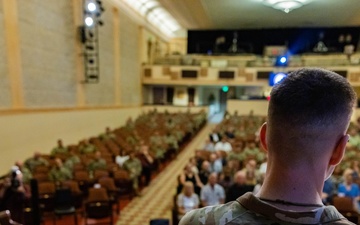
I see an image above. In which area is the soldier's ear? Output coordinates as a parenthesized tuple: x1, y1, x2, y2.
(259, 123, 268, 152)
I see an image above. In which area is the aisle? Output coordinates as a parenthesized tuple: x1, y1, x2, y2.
(115, 124, 215, 225)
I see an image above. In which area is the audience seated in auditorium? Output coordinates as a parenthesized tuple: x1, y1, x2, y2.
(49, 158, 72, 183)
(165, 132, 179, 155)
(150, 132, 166, 160)
(189, 158, 199, 174)
(180, 68, 357, 225)
(123, 151, 142, 195)
(209, 153, 222, 174)
(64, 147, 81, 170)
(348, 127, 360, 149)
(243, 141, 264, 162)
(14, 161, 32, 185)
(24, 152, 49, 172)
(115, 151, 129, 167)
(224, 127, 235, 139)
(225, 171, 254, 203)
(214, 137, 232, 152)
(200, 173, 225, 207)
(209, 128, 221, 143)
(51, 139, 68, 156)
(337, 169, 360, 202)
(99, 127, 116, 140)
(178, 163, 202, 195)
(176, 182, 199, 220)
(202, 138, 215, 152)
(198, 161, 211, 187)
(322, 175, 336, 205)
(138, 145, 154, 186)
(87, 151, 107, 172)
(241, 159, 259, 186)
(79, 139, 97, 154)
(0, 168, 27, 223)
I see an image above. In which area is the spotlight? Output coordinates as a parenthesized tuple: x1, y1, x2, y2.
(269, 72, 287, 86)
(280, 56, 287, 64)
(85, 17, 94, 27)
(87, 2, 97, 12)
(274, 55, 288, 67)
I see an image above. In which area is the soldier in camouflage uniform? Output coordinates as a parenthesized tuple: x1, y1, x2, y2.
(87, 151, 107, 172)
(150, 132, 166, 159)
(180, 69, 356, 224)
(64, 148, 81, 170)
(79, 140, 97, 154)
(99, 127, 116, 140)
(24, 152, 49, 172)
(51, 139, 68, 156)
(123, 151, 142, 195)
(49, 158, 72, 183)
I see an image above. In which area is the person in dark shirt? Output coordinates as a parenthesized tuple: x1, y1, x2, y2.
(226, 171, 254, 202)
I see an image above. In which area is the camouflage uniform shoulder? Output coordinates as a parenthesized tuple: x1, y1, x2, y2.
(179, 192, 355, 225)
(179, 200, 246, 225)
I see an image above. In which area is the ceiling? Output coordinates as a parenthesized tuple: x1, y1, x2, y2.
(158, 0, 360, 30)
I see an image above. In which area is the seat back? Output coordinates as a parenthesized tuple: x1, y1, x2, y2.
(333, 196, 357, 213)
(55, 188, 74, 209)
(93, 170, 109, 181)
(74, 171, 90, 182)
(38, 182, 56, 195)
(85, 201, 112, 219)
(99, 177, 117, 192)
(88, 187, 109, 202)
(62, 180, 82, 195)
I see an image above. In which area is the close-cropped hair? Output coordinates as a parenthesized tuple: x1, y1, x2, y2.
(268, 68, 357, 128)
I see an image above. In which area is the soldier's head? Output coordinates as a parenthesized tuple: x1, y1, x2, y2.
(182, 181, 194, 196)
(129, 151, 136, 159)
(261, 68, 356, 180)
(106, 127, 111, 134)
(34, 152, 41, 159)
(201, 161, 210, 172)
(95, 151, 102, 160)
(57, 139, 63, 147)
(55, 158, 63, 168)
(209, 153, 217, 163)
(208, 172, 218, 186)
(140, 145, 149, 154)
(246, 159, 257, 171)
(15, 161, 23, 168)
(234, 171, 246, 185)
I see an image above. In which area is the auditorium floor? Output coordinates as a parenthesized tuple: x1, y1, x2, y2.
(115, 123, 214, 225)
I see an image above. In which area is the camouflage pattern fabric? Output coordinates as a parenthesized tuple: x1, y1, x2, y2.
(179, 192, 354, 225)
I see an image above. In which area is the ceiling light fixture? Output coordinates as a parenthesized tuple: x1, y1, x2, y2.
(262, 0, 313, 13)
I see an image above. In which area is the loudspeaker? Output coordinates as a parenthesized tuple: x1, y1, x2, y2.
(78, 26, 86, 43)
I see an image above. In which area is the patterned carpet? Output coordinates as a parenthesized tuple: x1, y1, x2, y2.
(115, 124, 214, 225)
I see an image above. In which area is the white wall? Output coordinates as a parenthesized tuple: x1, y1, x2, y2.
(0, 107, 141, 173)
(227, 99, 269, 116)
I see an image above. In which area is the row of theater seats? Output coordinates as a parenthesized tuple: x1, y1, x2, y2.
(0, 110, 207, 225)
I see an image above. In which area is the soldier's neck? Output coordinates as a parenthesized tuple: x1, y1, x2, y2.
(257, 167, 324, 208)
